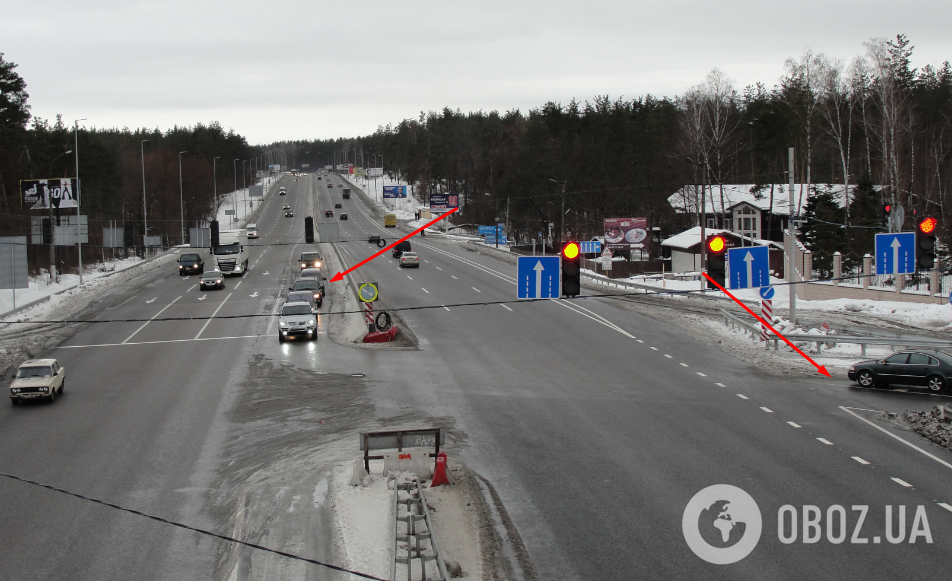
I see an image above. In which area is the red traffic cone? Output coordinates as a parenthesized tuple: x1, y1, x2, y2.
(430, 451, 451, 487)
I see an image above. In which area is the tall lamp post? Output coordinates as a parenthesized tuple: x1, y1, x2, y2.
(233, 159, 239, 225)
(141, 139, 150, 258)
(213, 156, 220, 222)
(47, 149, 73, 283)
(179, 150, 187, 245)
(74, 119, 86, 283)
(686, 156, 708, 293)
(242, 159, 248, 215)
(549, 178, 566, 246)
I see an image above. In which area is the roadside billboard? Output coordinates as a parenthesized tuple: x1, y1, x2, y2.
(430, 193, 458, 211)
(603, 217, 648, 253)
(367, 167, 383, 178)
(383, 186, 408, 199)
(20, 178, 79, 210)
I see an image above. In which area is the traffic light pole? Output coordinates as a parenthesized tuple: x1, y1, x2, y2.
(788, 147, 797, 326)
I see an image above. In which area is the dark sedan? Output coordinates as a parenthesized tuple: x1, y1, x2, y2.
(848, 349, 952, 393)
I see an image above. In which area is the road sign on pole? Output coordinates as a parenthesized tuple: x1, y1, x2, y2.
(579, 241, 601, 254)
(759, 286, 775, 300)
(517, 256, 560, 299)
(875, 232, 916, 275)
(727, 246, 770, 289)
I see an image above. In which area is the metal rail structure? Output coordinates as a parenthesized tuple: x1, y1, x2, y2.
(391, 479, 448, 581)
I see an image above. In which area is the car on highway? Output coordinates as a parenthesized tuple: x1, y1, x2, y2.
(849, 350, 952, 392)
(278, 301, 317, 342)
(279, 187, 287, 195)
(10, 359, 65, 404)
(327, 183, 333, 188)
(399, 251, 420, 267)
(317, 176, 322, 180)
(340, 213, 348, 220)
(178, 252, 204, 275)
(199, 270, 225, 290)
(384, 213, 397, 227)
(247, 224, 258, 238)
(300, 252, 323, 270)
(299, 267, 327, 293)
(324, 210, 334, 217)
(392, 240, 411, 258)
(283, 204, 291, 210)
(289, 277, 323, 309)
(335, 203, 342, 208)
(368, 234, 381, 244)
(285, 209, 294, 217)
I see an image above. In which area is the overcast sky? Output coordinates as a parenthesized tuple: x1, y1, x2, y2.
(4, 0, 951, 145)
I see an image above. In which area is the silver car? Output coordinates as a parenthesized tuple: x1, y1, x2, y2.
(278, 301, 317, 342)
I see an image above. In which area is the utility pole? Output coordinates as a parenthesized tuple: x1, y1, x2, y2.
(141, 139, 150, 258)
(179, 150, 187, 245)
(788, 147, 797, 326)
(213, 156, 220, 225)
(75, 119, 86, 283)
(233, 159, 239, 226)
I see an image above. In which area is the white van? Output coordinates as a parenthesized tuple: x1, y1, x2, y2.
(247, 224, 258, 238)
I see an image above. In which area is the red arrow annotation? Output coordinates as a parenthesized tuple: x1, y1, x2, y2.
(330, 207, 460, 282)
(703, 273, 831, 377)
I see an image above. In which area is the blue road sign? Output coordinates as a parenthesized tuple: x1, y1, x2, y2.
(478, 226, 496, 235)
(580, 240, 601, 254)
(727, 246, 770, 289)
(517, 256, 560, 299)
(484, 235, 507, 245)
(875, 232, 916, 275)
(760, 286, 775, 300)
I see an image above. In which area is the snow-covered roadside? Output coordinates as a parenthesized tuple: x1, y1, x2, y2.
(214, 174, 282, 228)
(339, 173, 417, 220)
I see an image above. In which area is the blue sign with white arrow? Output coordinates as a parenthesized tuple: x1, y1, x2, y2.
(579, 240, 601, 254)
(759, 286, 775, 300)
(517, 256, 560, 299)
(875, 232, 916, 275)
(727, 246, 770, 289)
(478, 225, 497, 235)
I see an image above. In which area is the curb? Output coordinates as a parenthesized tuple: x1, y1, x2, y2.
(362, 326, 399, 343)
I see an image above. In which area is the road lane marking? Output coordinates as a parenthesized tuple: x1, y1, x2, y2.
(185, 285, 197, 292)
(664, 354, 672, 359)
(679, 363, 689, 367)
(62, 335, 260, 349)
(716, 383, 726, 387)
(852, 456, 870, 465)
(650, 347, 658, 351)
(451, 275, 458, 279)
(407, 276, 413, 280)
(636, 339, 644, 343)
(122, 296, 182, 344)
(737, 394, 749, 399)
(472, 287, 481, 292)
(235, 281, 242, 288)
(760, 407, 773, 413)
(840, 406, 952, 471)
(817, 438, 833, 445)
(422, 288, 430, 293)
(443, 306, 450, 311)
(146, 298, 157, 304)
(500, 304, 512, 311)
(891, 477, 912, 487)
(249, 291, 258, 297)
(697, 372, 707, 377)
(436, 267, 442, 270)
(938, 503, 952, 513)
(195, 293, 233, 340)
(198, 295, 207, 301)
(787, 421, 802, 428)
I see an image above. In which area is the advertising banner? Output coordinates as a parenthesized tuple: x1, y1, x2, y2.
(383, 186, 408, 199)
(603, 217, 648, 252)
(367, 167, 383, 178)
(20, 178, 79, 210)
(430, 193, 459, 211)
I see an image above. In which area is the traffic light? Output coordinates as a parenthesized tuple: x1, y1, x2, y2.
(210, 220, 220, 249)
(304, 216, 315, 243)
(916, 216, 937, 271)
(561, 241, 581, 297)
(705, 234, 727, 288)
(882, 203, 892, 228)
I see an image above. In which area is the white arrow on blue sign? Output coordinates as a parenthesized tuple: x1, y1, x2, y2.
(579, 241, 601, 254)
(759, 286, 775, 300)
(875, 232, 916, 275)
(727, 246, 770, 289)
(517, 256, 560, 299)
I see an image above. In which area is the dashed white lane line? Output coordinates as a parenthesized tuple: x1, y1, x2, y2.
(421, 288, 430, 293)
(938, 503, 952, 513)
(852, 456, 870, 465)
(716, 383, 726, 387)
(636, 340, 644, 343)
(679, 363, 689, 367)
(697, 372, 707, 377)
(195, 293, 233, 340)
(185, 284, 197, 292)
(664, 354, 672, 359)
(736, 394, 749, 399)
(451, 275, 458, 279)
(817, 438, 834, 445)
(891, 477, 913, 488)
(122, 296, 182, 344)
(500, 304, 512, 311)
(787, 421, 802, 428)
(407, 276, 412, 280)
(472, 287, 481, 292)
(443, 306, 450, 311)
(760, 407, 773, 413)
(840, 406, 952, 471)
(650, 347, 658, 351)
(234, 281, 242, 288)
(436, 267, 442, 270)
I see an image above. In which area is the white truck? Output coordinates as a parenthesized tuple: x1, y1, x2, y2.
(212, 229, 249, 275)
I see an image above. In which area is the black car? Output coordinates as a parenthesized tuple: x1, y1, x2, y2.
(335, 203, 342, 208)
(324, 210, 334, 217)
(178, 252, 204, 275)
(392, 240, 411, 258)
(848, 349, 952, 393)
(199, 270, 225, 290)
(299, 251, 323, 270)
(340, 213, 348, 220)
(368, 234, 381, 244)
(285, 210, 294, 217)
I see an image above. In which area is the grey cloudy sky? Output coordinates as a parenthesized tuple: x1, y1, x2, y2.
(4, 0, 951, 144)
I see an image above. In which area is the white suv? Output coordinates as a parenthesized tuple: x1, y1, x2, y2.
(247, 224, 258, 238)
(278, 301, 318, 342)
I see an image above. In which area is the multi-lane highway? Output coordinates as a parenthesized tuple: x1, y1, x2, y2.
(1, 172, 951, 580)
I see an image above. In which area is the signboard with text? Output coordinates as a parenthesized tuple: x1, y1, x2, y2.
(383, 186, 408, 199)
(20, 178, 79, 210)
(430, 193, 458, 211)
(603, 217, 648, 253)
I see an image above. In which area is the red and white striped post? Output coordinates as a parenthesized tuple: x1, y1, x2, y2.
(364, 302, 375, 332)
(760, 299, 772, 342)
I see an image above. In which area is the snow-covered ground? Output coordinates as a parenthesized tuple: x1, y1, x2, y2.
(214, 174, 281, 228)
(340, 173, 417, 220)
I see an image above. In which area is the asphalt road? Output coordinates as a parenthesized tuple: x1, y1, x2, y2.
(1, 172, 951, 580)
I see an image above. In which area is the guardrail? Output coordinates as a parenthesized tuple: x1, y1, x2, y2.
(721, 309, 952, 356)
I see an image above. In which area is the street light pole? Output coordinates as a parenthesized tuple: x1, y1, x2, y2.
(74, 119, 86, 283)
(213, 156, 220, 221)
(243, 160, 248, 217)
(179, 150, 187, 245)
(141, 139, 150, 257)
(233, 159, 239, 226)
(46, 149, 72, 283)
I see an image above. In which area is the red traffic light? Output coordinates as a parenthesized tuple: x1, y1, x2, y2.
(707, 236, 726, 253)
(918, 217, 937, 234)
(562, 242, 580, 259)
(884, 204, 892, 213)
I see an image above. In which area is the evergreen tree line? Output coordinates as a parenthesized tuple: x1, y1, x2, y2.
(266, 35, 952, 269)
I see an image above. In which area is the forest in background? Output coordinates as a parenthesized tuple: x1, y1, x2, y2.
(1, 34, 951, 276)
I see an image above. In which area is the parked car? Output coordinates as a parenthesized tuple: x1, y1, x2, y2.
(340, 213, 348, 220)
(335, 203, 342, 208)
(325, 210, 334, 217)
(10, 359, 65, 404)
(200, 270, 225, 290)
(848, 349, 952, 392)
(289, 277, 323, 309)
(178, 252, 204, 275)
(285, 209, 294, 217)
(300, 251, 323, 270)
(278, 301, 318, 342)
(399, 251, 420, 268)
(247, 223, 258, 238)
(392, 240, 411, 258)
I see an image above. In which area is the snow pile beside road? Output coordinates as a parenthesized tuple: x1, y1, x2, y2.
(899, 407, 952, 451)
(214, 174, 280, 228)
(339, 174, 417, 219)
(331, 464, 391, 580)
